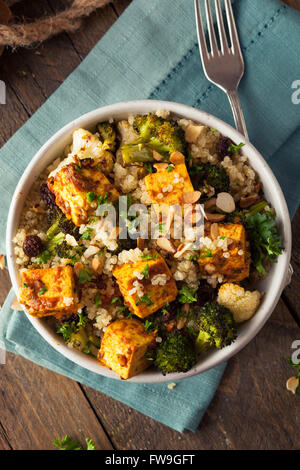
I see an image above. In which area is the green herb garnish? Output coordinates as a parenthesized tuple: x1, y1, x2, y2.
(77, 268, 93, 284)
(136, 293, 154, 306)
(86, 192, 97, 204)
(38, 286, 47, 296)
(177, 285, 197, 304)
(228, 142, 245, 154)
(141, 263, 150, 279)
(81, 227, 94, 240)
(94, 292, 102, 308)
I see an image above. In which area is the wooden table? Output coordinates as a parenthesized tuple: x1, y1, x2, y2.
(0, 0, 299, 451)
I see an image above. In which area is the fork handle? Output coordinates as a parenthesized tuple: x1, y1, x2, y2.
(226, 89, 248, 140)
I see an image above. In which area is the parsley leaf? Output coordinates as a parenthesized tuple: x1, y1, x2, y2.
(53, 435, 97, 450)
(141, 252, 158, 260)
(86, 192, 97, 204)
(141, 263, 150, 279)
(177, 285, 198, 303)
(38, 286, 47, 296)
(81, 228, 94, 240)
(228, 142, 245, 154)
(77, 268, 93, 284)
(136, 293, 153, 306)
(94, 292, 102, 308)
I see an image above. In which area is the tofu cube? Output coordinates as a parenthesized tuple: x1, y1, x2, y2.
(113, 251, 178, 318)
(144, 163, 194, 206)
(199, 223, 250, 282)
(48, 162, 119, 226)
(18, 266, 79, 318)
(98, 318, 157, 379)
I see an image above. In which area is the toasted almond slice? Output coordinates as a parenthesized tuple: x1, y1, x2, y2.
(182, 303, 190, 314)
(176, 316, 187, 330)
(205, 213, 226, 222)
(216, 192, 236, 213)
(170, 151, 185, 164)
(73, 262, 83, 277)
(155, 237, 176, 254)
(286, 376, 299, 394)
(137, 237, 145, 250)
(0, 254, 5, 270)
(174, 242, 193, 259)
(11, 297, 23, 311)
(185, 124, 205, 143)
(204, 263, 216, 274)
(182, 191, 201, 204)
(239, 194, 261, 208)
(153, 162, 168, 171)
(152, 150, 165, 161)
(92, 257, 102, 274)
(204, 197, 217, 211)
(210, 223, 219, 240)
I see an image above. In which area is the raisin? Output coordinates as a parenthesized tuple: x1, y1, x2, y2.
(23, 235, 43, 257)
(218, 136, 233, 160)
(40, 183, 56, 210)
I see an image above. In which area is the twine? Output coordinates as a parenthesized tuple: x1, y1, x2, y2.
(0, 0, 114, 48)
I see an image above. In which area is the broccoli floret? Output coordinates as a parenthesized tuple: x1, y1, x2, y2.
(195, 302, 237, 353)
(97, 121, 117, 152)
(121, 113, 186, 163)
(190, 163, 229, 194)
(47, 208, 80, 241)
(46, 232, 65, 253)
(154, 331, 197, 375)
(121, 142, 154, 164)
(54, 240, 72, 259)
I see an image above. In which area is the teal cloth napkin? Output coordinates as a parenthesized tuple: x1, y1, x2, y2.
(0, 0, 299, 433)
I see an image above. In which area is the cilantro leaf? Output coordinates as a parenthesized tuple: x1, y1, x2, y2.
(177, 285, 197, 304)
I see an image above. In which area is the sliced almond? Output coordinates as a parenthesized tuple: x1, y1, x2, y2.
(182, 304, 190, 314)
(216, 192, 236, 213)
(204, 263, 217, 274)
(286, 376, 299, 394)
(239, 194, 261, 208)
(205, 213, 226, 222)
(177, 316, 187, 330)
(11, 297, 23, 311)
(92, 257, 102, 274)
(152, 150, 165, 161)
(174, 242, 193, 259)
(155, 237, 176, 254)
(137, 237, 145, 250)
(210, 223, 219, 240)
(0, 254, 5, 270)
(185, 124, 205, 143)
(73, 262, 83, 277)
(204, 197, 217, 211)
(254, 182, 262, 194)
(170, 151, 185, 164)
(182, 191, 201, 204)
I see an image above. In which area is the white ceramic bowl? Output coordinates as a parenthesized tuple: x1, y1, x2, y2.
(6, 100, 292, 383)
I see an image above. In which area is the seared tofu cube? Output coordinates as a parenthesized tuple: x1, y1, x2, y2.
(98, 318, 157, 379)
(48, 162, 119, 226)
(144, 163, 194, 206)
(199, 224, 250, 282)
(113, 251, 178, 318)
(19, 266, 79, 317)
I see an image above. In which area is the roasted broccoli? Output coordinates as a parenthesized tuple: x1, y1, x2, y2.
(47, 208, 80, 241)
(121, 113, 186, 163)
(194, 302, 237, 353)
(190, 163, 229, 194)
(154, 331, 197, 375)
(97, 121, 117, 152)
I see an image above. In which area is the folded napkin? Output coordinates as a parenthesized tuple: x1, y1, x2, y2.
(0, 0, 299, 433)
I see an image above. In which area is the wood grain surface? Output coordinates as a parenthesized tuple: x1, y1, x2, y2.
(0, 0, 299, 450)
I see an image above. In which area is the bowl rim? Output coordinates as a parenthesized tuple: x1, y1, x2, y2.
(6, 99, 292, 383)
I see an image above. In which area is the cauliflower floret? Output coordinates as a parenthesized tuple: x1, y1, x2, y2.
(217, 283, 261, 323)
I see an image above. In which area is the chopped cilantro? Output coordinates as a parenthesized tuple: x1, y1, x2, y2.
(77, 268, 93, 284)
(177, 285, 197, 304)
(167, 165, 174, 172)
(86, 192, 97, 204)
(136, 293, 154, 307)
(141, 252, 158, 260)
(38, 286, 47, 296)
(23, 282, 29, 288)
(141, 263, 150, 279)
(81, 227, 94, 240)
(36, 250, 51, 265)
(228, 142, 245, 154)
(200, 248, 213, 258)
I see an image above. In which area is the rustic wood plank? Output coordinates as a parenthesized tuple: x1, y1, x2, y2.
(0, 352, 114, 450)
(81, 299, 300, 450)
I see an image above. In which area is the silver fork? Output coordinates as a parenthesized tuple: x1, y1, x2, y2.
(194, 0, 248, 140)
